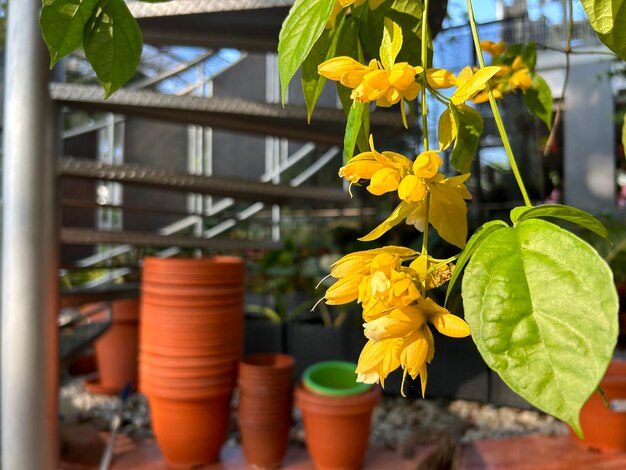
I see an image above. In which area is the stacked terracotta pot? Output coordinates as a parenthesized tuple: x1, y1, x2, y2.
(84, 299, 140, 395)
(237, 353, 295, 468)
(139, 256, 245, 468)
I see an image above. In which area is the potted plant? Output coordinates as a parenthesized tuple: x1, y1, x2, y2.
(296, 361, 380, 470)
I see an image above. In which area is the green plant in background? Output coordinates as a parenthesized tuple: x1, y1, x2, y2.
(37, 0, 626, 437)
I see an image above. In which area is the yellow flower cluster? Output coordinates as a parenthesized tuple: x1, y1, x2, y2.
(325, 247, 470, 394)
(318, 57, 422, 108)
(339, 136, 472, 249)
(475, 40, 533, 101)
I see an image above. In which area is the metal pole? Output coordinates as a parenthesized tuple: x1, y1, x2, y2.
(2, 0, 59, 468)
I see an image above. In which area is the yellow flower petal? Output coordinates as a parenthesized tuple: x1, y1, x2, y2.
(368, 167, 403, 195)
(325, 275, 362, 304)
(318, 56, 368, 83)
(426, 68, 457, 89)
(431, 311, 470, 338)
(339, 152, 385, 182)
(398, 174, 427, 203)
(413, 150, 442, 178)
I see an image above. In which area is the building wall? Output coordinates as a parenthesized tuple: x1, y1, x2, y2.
(539, 53, 616, 212)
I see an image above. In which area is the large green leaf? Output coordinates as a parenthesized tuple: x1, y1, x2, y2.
(358, 0, 425, 66)
(463, 219, 619, 435)
(523, 74, 553, 130)
(510, 204, 608, 239)
(450, 103, 483, 174)
(83, 0, 143, 98)
(40, 0, 100, 67)
(444, 219, 508, 306)
(301, 12, 345, 122)
(278, 0, 334, 103)
(580, 0, 626, 61)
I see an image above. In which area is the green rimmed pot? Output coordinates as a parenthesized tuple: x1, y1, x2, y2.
(302, 361, 371, 397)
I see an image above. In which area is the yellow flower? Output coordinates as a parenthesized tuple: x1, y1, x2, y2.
(357, 297, 469, 395)
(408, 254, 454, 290)
(339, 136, 413, 196)
(480, 40, 506, 56)
(319, 20, 423, 127)
(360, 173, 472, 248)
(508, 56, 532, 91)
(325, 246, 417, 306)
(426, 68, 457, 89)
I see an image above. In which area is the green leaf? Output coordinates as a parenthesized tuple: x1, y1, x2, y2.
(450, 103, 483, 174)
(523, 74, 553, 130)
(278, 0, 334, 104)
(451, 66, 501, 105)
(83, 0, 143, 98)
(463, 219, 619, 436)
(380, 18, 402, 70)
(358, 0, 426, 67)
(580, 0, 626, 61)
(335, 17, 369, 153)
(521, 41, 537, 72)
(40, 0, 100, 67)
(438, 108, 456, 151)
(510, 204, 608, 240)
(301, 12, 345, 122)
(444, 220, 508, 307)
(344, 101, 365, 162)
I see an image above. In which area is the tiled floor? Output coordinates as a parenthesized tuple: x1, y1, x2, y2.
(59, 430, 626, 470)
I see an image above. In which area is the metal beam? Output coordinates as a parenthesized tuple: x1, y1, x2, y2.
(2, 1, 58, 468)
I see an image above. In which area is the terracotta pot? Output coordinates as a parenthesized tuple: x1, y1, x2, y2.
(142, 271, 242, 286)
(140, 294, 243, 308)
(149, 393, 232, 468)
(139, 359, 236, 379)
(576, 359, 626, 452)
(140, 323, 242, 346)
(295, 384, 380, 470)
(141, 370, 236, 390)
(140, 351, 238, 368)
(237, 418, 291, 469)
(235, 353, 294, 468)
(141, 378, 235, 400)
(142, 284, 244, 299)
(140, 341, 242, 358)
(91, 299, 139, 394)
(143, 256, 244, 280)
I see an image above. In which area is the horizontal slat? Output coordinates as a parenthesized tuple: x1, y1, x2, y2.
(58, 158, 349, 206)
(50, 83, 404, 146)
(61, 227, 282, 251)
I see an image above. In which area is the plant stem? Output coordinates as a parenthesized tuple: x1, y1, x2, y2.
(421, 0, 431, 296)
(420, 0, 431, 150)
(543, 0, 572, 158)
(466, 0, 532, 207)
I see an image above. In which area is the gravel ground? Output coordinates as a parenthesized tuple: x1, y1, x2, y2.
(60, 379, 568, 448)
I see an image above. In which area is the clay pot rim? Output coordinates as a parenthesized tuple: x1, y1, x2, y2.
(140, 374, 235, 387)
(87, 300, 140, 323)
(141, 299, 243, 308)
(240, 353, 295, 371)
(295, 384, 380, 415)
(140, 351, 238, 364)
(141, 301, 242, 312)
(146, 389, 233, 403)
(143, 255, 244, 270)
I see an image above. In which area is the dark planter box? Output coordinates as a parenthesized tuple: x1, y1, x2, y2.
(243, 317, 284, 356)
(287, 307, 363, 378)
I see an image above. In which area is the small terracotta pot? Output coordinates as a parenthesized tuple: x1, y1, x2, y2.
(576, 359, 626, 452)
(236, 354, 294, 469)
(237, 418, 291, 469)
(149, 393, 232, 468)
(91, 299, 139, 394)
(295, 384, 380, 470)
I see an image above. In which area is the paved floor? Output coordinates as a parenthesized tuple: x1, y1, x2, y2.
(59, 431, 626, 470)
